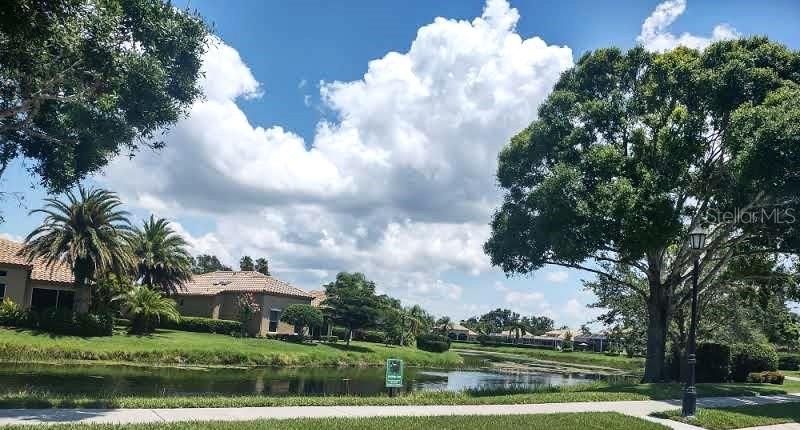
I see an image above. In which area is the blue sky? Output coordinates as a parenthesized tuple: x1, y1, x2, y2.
(2, 0, 799, 326)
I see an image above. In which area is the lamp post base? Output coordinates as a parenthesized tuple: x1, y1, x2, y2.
(682, 385, 697, 418)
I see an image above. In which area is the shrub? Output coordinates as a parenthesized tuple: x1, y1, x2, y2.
(13, 307, 114, 337)
(331, 326, 348, 340)
(0, 299, 24, 326)
(778, 355, 800, 371)
(161, 316, 242, 334)
(320, 335, 338, 343)
(116, 286, 180, 334)
(417, 334, 451, 352)
(355, 330, 385, 343)
(730, 343, 779, 382)
(746, 371, 785, 385)
(280, 304, 323, 341)
(696, 343, 731, 383)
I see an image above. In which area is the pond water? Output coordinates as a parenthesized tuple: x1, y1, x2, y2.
(0, 360, 609, 397)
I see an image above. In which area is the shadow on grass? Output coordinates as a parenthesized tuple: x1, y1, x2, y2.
(326, 343, 374, 354)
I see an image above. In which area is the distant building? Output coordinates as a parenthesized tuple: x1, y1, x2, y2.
(448, 323, 478, 341)
(0, 238, 75, 311)
(175, 271, 313, 337)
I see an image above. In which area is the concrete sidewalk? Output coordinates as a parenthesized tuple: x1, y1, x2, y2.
(0, 393, 797, 428)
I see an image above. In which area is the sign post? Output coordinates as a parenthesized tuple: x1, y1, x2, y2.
(385, 358, 403, 397)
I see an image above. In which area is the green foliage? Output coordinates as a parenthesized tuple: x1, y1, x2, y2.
(417, 334, 451, 352)
(116, 285, 179, 334)
(730, 344, 779, 382)
(485, 38, 800, 381)
(323, 272, 383, 345)
(0, 302, 112, 337)
(280, 304, 323, 341)
(21, 187, 133, 313)
(696, 343, 731, 383)
(130, 216, 192, 295)
(161, 316, 242, 335)
(0, 299, 24, 326)
(778, 355, 800, 371)
(239, 256, 254, 271)
(0, 0, 208, 192)
(254, 258, 270, 276)
(190, 254, 231, 274)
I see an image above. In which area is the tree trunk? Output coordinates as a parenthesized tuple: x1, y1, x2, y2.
(75, 286, 92, 314)
(643, 280, 670, 382)
(73, 260, 91, 314)
(346, 327, 352, 346)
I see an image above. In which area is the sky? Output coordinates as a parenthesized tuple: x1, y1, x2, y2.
(2, 0, 799, 327)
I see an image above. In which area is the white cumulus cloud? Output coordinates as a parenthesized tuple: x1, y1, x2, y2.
(98, 0, 573, 318)
(638, 0, 738, 52)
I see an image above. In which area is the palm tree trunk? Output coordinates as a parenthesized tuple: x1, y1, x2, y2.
(74, 260, 92, 314)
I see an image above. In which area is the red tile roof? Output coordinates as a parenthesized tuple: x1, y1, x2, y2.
(0, 238, 74, 284)
(176, 271, 312, 299)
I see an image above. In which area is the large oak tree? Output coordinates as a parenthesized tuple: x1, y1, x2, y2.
(0, 0, 208, 192)
(485, 38, 800, 381)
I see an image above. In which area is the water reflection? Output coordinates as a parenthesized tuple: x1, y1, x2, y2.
(2, 362, 607, 397)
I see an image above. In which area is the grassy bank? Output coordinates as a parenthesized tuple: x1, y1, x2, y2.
(453, 344, 644, 372)
(656, 402, 800, 429)
(1, 413, 667, 430)
(2, 381, 798, 409)
(0, 327, 462, 367)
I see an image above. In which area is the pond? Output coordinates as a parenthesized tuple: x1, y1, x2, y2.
(0, 360, 612, 397)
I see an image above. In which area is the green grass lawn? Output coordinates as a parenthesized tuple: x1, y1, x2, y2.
(785, 370, 800, 378)
(0, 327, 462, 367)
(656, 402, 800, 430)
(0, 413, 668, 430)
(453, 344, 644, 372)
(3, 380, 798, 409)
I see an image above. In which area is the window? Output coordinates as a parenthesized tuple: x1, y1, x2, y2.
(0, 283, 5, 299)
(30, 288, 75, 311)
(0, 270, 7, 276)
(268, 309, 280, 333)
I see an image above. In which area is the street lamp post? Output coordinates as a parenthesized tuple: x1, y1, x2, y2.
(682, 226, 707, 418)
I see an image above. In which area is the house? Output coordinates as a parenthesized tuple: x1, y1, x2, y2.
(544, 328, 574, 339)
(447, 323, 478, 341)
(175, 271, 313, 337)
(0, 238, 75, 310)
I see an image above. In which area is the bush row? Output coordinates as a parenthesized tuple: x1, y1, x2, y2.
(0, 300, 112, 337)
(417, 334, 451, 352)
(682, 342, 781, 383)
(778, 354, 800, 371)
(160, 316, 242, 335)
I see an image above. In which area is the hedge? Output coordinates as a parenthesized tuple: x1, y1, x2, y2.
(778, 354, 800, 371)
(696, 343, 731, 383)
(730, 343, 779, 382)
(161, 316, 242, 335)
(0, 300, 112, 337)
(417, 334, 451, 352)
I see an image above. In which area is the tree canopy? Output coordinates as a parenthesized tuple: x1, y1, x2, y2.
(322, 272, 382, 345)
(485, 37, 800, 381)
(191, 254, 231, 274)
(0, 0, 208, 191)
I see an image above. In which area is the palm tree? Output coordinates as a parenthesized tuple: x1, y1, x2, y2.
(506, 317, 528, 343)
(130, 216, 193, 295)
(21, 187, 132, 313)
(436, 316, 453, 335)
(116, 285, 180, 334)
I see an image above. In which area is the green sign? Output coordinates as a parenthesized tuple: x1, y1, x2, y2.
(385, 358, 403, 388)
